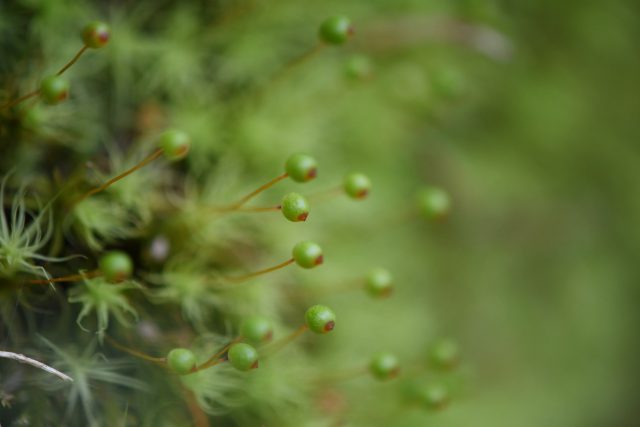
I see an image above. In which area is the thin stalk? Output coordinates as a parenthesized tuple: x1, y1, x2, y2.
(105, 336, 166, 365)
(313, 366, 369, 385)
(262, 324, 308, 356)
(306, 186, 343, 203)
(228, 173, 289, 210)
(56, 45, 89, 76)
(28, 270, 101, 285)
(1, 44, 89, 111)
(194, 336, 243, 372)
(225, 258, 294, 283)
(0, 90, 40, 111)
(71, 148, 164, 206)
(208, 204, 282, 214)
(182, 386, 211, 427)
(269, 44, 325, 85)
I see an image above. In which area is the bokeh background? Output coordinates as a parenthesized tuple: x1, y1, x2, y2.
(1, 0, 639, 426)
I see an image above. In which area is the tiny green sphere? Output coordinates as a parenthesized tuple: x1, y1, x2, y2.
(365, 268, 393, 298)
(417, 186, 451, 220)
(319, 15, 353, 45)
(417, 383, 450, 411)
(429, 338, 459, 370)
(343, 172, 372, 200)
(285, 153, 318, 183)
(159, 129, 191, 161)
(81, 21, 111, 48)
(305, 304, 336, 334)
(240, 316, 274, 345)
(369, 352, 400, 380)
(227, 343, 259, 371)
(167, 348, 197, 375)
(345, 55, 373, 81)
(292, 241, 323, 269)
(39, 75, 70, 105)
(99, 250, 133, 282)
(281, 192, 310, 222)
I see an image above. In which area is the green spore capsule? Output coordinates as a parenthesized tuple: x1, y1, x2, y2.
(418, 383, 450, 411)
(305, 304, 336, 334)
(240, 316, 274, 345)
(285, 153, 318, 183)
(417, 186, 451, 220)
(429, 338, 459, 370)
(39, 76, 70, 105)
(345, 55, 373, 81)
(99, 250, 133, 282)
(369, 352, 400, 380)
(319, 16, 353, 45)
(281, 192, 310, 222)
(228, 343, 259, 371)
(167, 348, 197, 375)
(292, 241, 323, 268)
(343, 172, 371, 200)
(82, 21, 111, 48)
(159, 129, 191, 161)
(365, 268, 394, 298)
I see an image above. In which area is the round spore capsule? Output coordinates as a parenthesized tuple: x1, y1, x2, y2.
(369, 352, 400, 380)
(429, 338, 459, 370)
(292, 241, 323, 269)
(417, 186, 451, 220)
(159, 129, 191, 161)
(227, 343, 259, 371)
(305, 304, 336, 334)
(240, 316, 274, 345)
(39, 76, 70, 105)
(343, 172, 371, 200)
(285, 153, 318, 183)
(319, 16, 353, 45)
(281, 192, 310, 222)
(365, 268, 393, 298)
(99, 250, 133, 282)
(82, 21, 111, 48)
(167, 348, 196, 375)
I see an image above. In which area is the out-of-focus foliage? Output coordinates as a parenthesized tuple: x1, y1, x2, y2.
(1, 0, 639, 426)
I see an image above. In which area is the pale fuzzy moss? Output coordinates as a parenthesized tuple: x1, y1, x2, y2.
(68, 196, 142, 250)
(0, 175, 71, 279)
(68, 275, 140, 341)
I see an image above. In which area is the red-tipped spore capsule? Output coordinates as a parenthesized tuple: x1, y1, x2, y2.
(281, 192, 310, 222)
(305, 304, 336, 334)
(343, 172, 371, 200)
(285, 153, 318, 183)
(319, 16, 354, 45)
(82, 21, 111, 48)
(292, 241, 323, 269)
(39, 76, 70, 105)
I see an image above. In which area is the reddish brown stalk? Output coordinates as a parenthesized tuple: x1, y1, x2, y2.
(105, 336, 166, 365)
(71, 148, 164, 206)
(0, 90, 40, 111)
(28, 270, 101, 285)
(225, 258, 295, 283)
(182, 387, 211, 427)
(306, 186, 343, 203)
(194, 336, 244, 372)
(56, 45, 89, 76)
(269, 44, 326, 85)
(1, 44, 90, 111)
(262, 324, 308, 356)
(229, 173, 289, 209)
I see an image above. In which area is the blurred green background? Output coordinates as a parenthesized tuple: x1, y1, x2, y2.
(1, 0, 639, 426)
